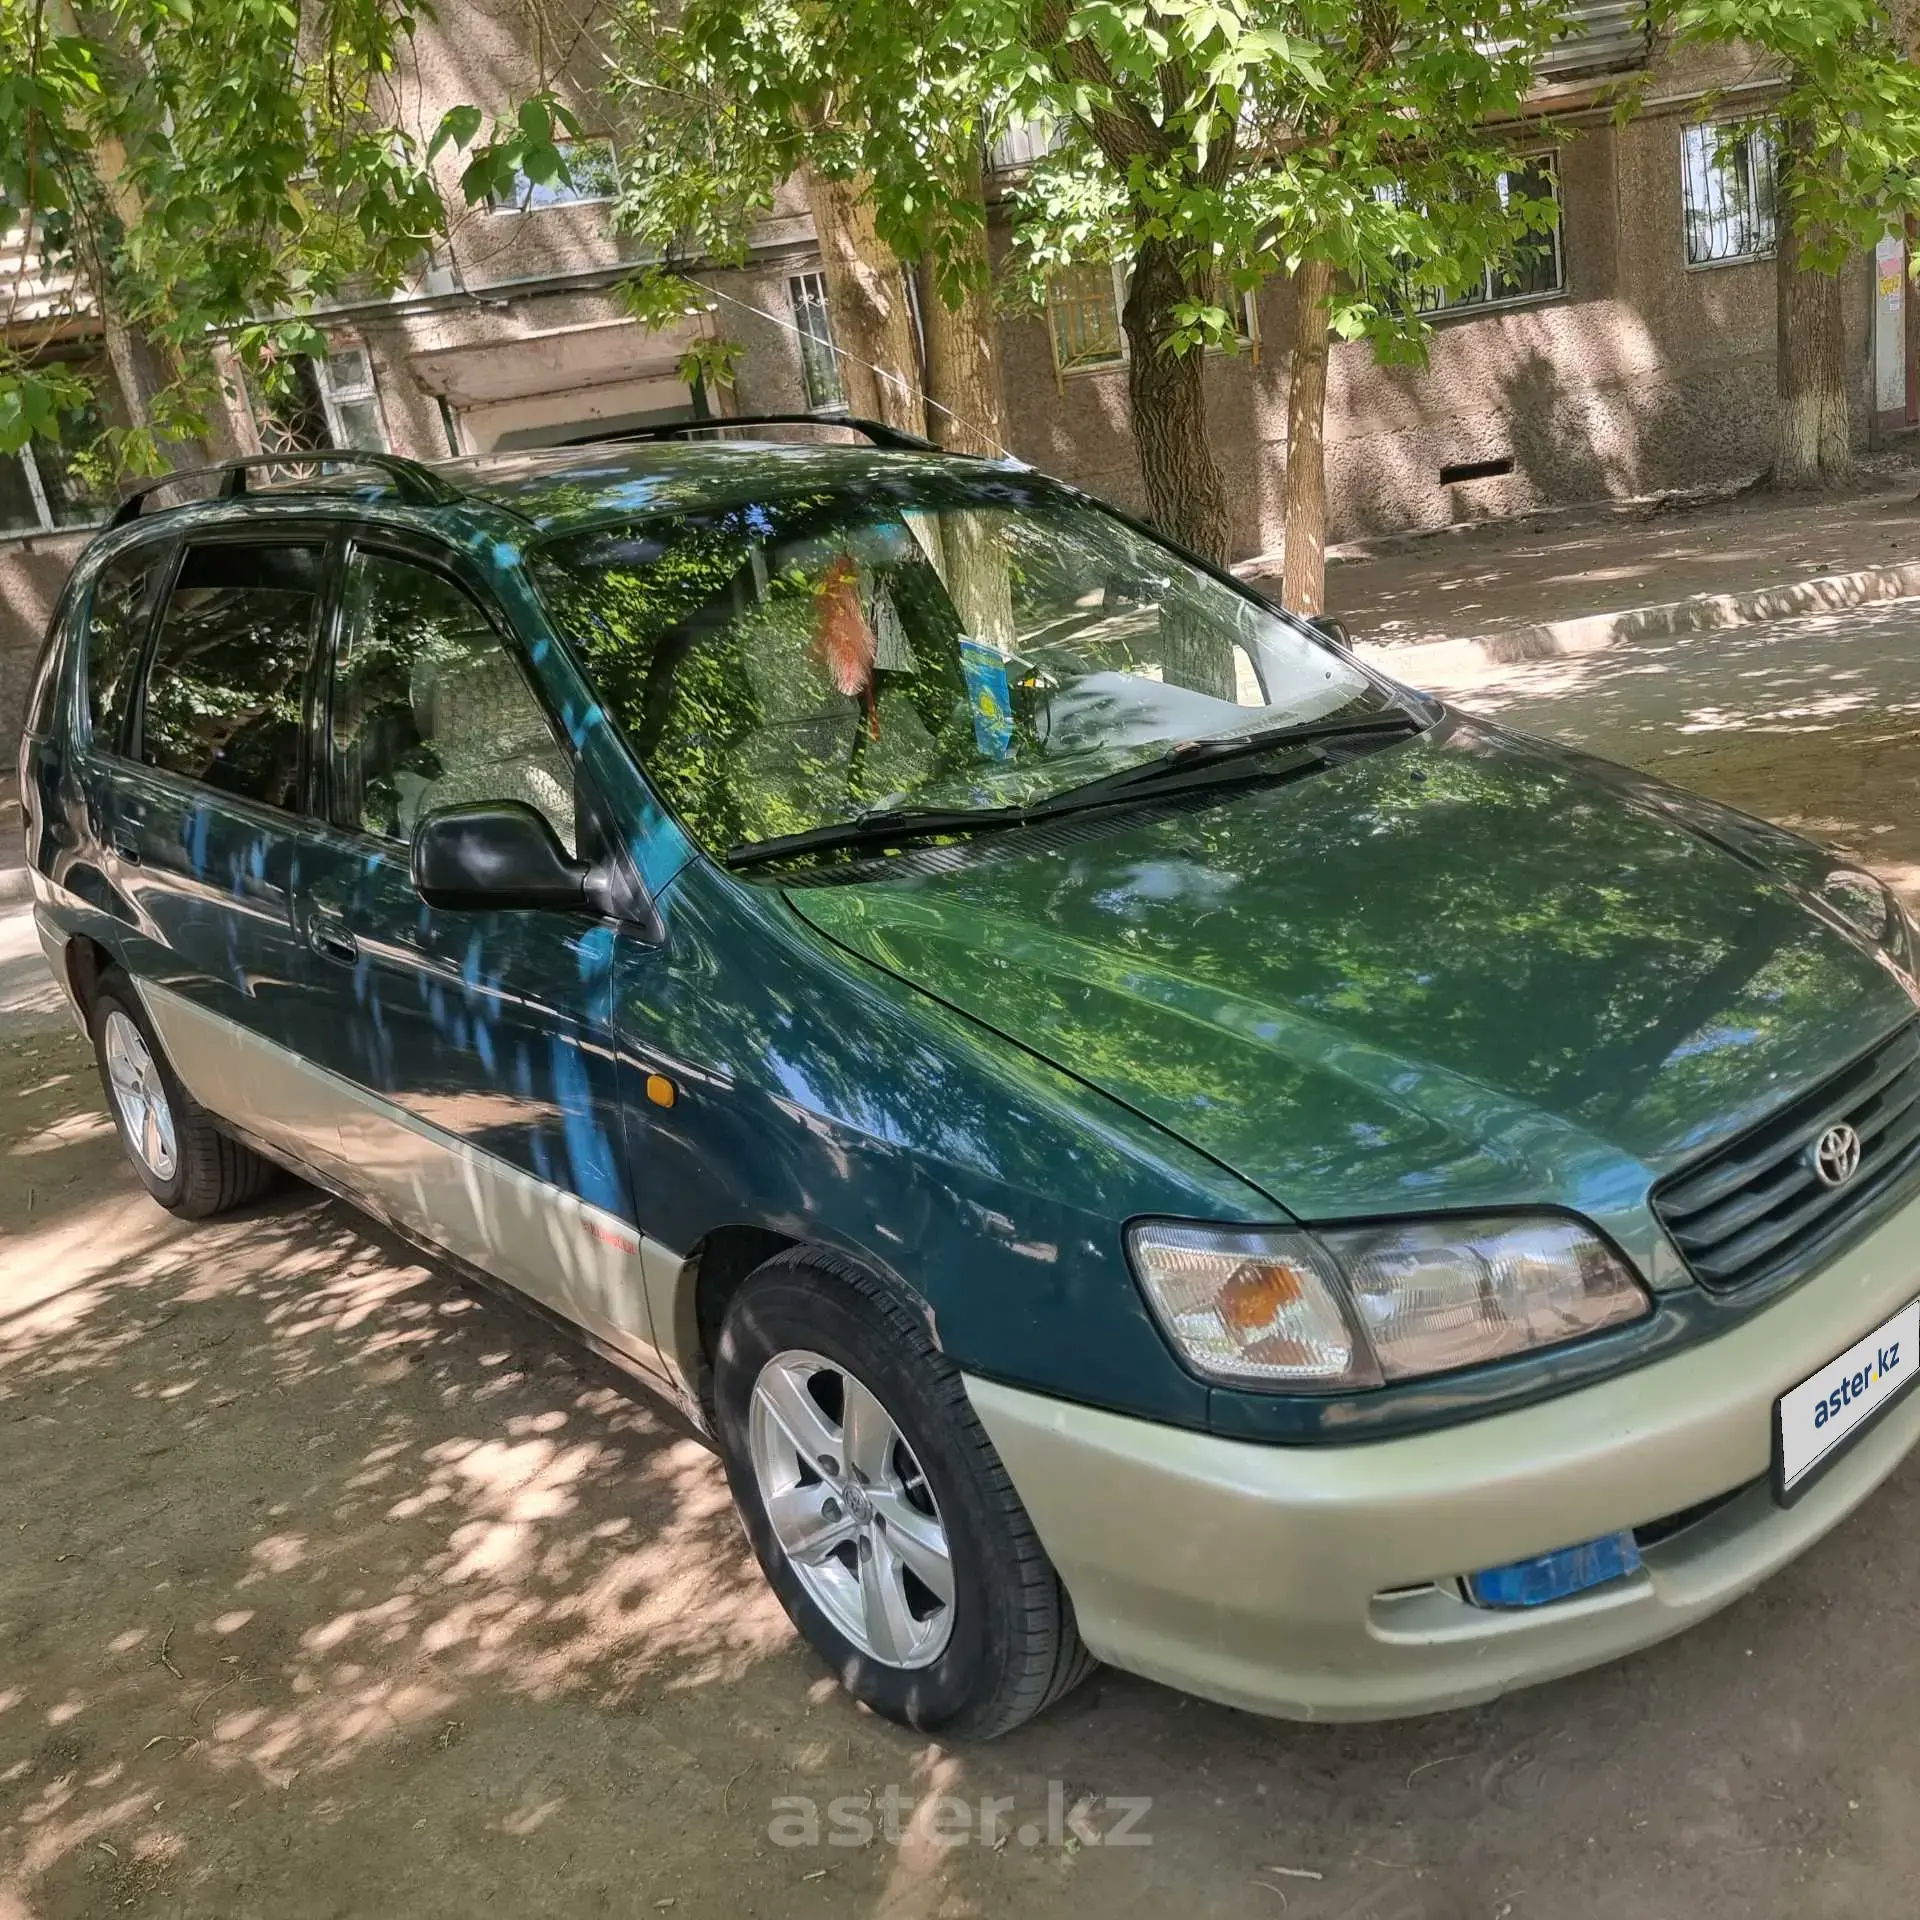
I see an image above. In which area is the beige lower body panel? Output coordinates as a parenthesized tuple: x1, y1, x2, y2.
(137, 978, 674, 1387)
(967, 1187, 1920, 1722)
(31, 904, 89, 1037)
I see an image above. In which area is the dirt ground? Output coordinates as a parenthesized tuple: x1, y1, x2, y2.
(11, 618, 1920, 1918)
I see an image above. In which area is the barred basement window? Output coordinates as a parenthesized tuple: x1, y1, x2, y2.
(1682, 122, 1778, 267)
(788, 272, 847, 412)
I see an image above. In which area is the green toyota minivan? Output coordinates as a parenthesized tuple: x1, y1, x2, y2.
(20, 427, 1920, 1738)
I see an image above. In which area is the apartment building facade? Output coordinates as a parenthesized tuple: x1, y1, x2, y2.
(3, 2, 1911, 731)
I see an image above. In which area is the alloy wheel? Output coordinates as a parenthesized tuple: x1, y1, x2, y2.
(747, 1347, 956, 1668)
(103, 1009, 178, 1183)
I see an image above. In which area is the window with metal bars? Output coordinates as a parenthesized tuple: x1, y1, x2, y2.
(1682, 121, 1778, 268)
(787, 272, 847, 412)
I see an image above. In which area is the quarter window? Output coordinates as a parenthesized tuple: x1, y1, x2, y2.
(84, 546, 168, 751)
(137, 543, 323, 811)
(1683, 121, 1778, 267)
(327, 551, 577, 854)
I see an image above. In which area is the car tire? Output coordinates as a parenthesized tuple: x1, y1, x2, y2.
(713, 1246, 1096, 1740)
(89, 969, 280, 1219)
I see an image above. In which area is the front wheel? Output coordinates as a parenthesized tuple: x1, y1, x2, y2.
(713, 1249, 1095, 1739)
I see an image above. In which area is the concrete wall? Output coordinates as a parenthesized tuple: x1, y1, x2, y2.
(992, 88, 1874, 554)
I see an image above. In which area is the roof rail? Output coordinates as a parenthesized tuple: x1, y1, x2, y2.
(108, 450, 464, 528)
(593, 413, 955, 455)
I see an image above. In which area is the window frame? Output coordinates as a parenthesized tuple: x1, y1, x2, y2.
(1374, 153, 1567, 320)
(485, 136, 620, 216)
(787, 271, 848, 414)
(315, 345, 389, 452)
(78, 533, 179, 758)
(125, 527, 337, 820)
(1, 438, 112, 542)
(1681, 119, 1779, 271)
(315, 529, 608, 864)
(1044, 262, 1261, 379)
(250, 350, 389, 456)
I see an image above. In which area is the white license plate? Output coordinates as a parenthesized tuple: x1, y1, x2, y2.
(1776, 1299, 1920, 1501)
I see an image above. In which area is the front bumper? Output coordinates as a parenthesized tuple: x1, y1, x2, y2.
(964, 1188, 1920, 1721)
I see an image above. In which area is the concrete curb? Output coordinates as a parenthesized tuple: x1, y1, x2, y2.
(1353, 559, 1920, 682)
(0, 869, 32, 905)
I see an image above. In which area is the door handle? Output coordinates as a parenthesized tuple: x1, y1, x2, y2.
(307, 910, 359, 966)
(111, 834, 142, 865)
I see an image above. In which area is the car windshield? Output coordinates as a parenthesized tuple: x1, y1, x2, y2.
(529, 472, 1384, 860)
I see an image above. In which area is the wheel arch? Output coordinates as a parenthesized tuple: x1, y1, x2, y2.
(63, 932, 115, 1018)
(672, 1222, 940, 1428)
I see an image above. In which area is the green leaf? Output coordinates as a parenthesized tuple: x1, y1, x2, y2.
(428, 103, 484, 162)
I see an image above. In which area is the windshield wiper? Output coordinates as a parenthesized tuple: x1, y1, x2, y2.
(723, 709, 1424, 872)
(1029, 708, 1422, 815)
(724, 805, 1036, 870)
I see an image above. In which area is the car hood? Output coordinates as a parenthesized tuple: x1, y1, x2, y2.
(784, 715, 1917, 1220)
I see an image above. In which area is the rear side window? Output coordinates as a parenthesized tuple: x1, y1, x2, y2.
(83, 546, 167, 751)
(138, 542, 323, 812)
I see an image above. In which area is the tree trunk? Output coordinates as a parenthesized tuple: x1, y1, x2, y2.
(805, 169, 927, 439)
(1281, 254, 1336, 616)
(1121, 233, 1234, 568)
(917, 148, 1014, 647)
(918, 148, 1007, 459)
(1774, 111, 1853, 489)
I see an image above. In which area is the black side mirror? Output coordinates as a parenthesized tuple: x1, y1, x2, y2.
(1309, 613, 1353, 648)
(411, 802, 591, 913)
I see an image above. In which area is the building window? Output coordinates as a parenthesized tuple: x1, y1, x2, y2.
(1682, 121, 1778, 267)
(1047, 264, 1127, 373)
(252, 347, 388, 455)
(788, 272, 847, 412)
(320, 347, 387, 450)
(0, 377, 110, 539)
(1377, 157, 1564, 314)
(1045, 264, 1257, 376)
(988, 119, 1062, 176)
(487, 137, 619, 213)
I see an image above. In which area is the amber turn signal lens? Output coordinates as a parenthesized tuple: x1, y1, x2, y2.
(644, 1073, 677, 1109)
(1218, 1259, 1306, 1333)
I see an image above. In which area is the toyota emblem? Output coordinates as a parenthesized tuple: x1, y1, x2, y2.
(1811, 1123, 1864, 1189)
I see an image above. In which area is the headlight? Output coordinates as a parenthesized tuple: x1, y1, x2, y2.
(1128, 1215, 1651, 1392)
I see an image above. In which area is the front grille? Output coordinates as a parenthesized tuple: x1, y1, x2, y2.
(1654, 1021, 1920, 1292)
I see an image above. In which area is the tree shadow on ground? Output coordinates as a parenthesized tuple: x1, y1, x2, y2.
(1418, 598, 1920, 902)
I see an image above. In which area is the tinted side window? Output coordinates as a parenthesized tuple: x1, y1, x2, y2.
(327, 550, 577, 854)
(83, 547, 167, 751)
(138, 543, 322, 811)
